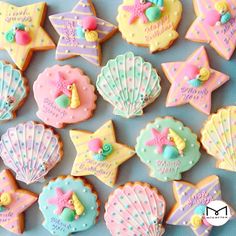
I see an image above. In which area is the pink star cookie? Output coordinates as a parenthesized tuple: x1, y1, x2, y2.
(162, 46, 229, 114)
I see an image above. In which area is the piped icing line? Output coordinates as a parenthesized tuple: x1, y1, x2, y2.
(49, 0, 117, 66)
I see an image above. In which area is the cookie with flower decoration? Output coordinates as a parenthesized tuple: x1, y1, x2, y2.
(117, 0, 182, 52)
(136, 116, 201, 181)
(33, 65, 97, 128)
(38, 175, 100, 236)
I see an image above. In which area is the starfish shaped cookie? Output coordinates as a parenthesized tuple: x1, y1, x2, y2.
(0, 2, 55, 71)
(0, 169, 37, 234)
(162, 46, 229, 114)
(49, 0, 117, 66)
(70, 120, 135, 187)
(167, 175, 235, 236)
(186, 0, 236, 60)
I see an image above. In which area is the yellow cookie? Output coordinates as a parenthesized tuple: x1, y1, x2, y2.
(0, 2, 55, 71)
(117, 0, 182, 53)
(70, 120, 135, 187)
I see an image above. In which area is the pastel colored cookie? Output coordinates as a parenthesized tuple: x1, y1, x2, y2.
(49, 0, 117, 66)
(33, 65, 97, 128)
(167, 175, 235, 236)
(186, 0, 236, 60)
(162, 46, 229, 114)
(0, 1, 55, 71)
(38, 175, 100, 236)
(201, 106, 236, 172)
(104, 182, 166, 236)
(0, 61, 28, 122)
(70, 120, 135, 187)
(117, 0, 182, 52)
(0, 169, 37, 234)
(136, 116, 201, 181)
(96, 52, 161, 118)
(0, 121, 63, 184)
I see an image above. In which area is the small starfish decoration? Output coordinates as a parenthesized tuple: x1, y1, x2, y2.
(51, 72, 75, 98)
(47, 188, 74, 214)
(123, 0, 152, 24)
(146, 128, 174, 153)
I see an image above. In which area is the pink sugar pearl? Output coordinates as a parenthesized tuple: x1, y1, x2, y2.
(88, 138, 102, 152)
(82, 16, 97, 30)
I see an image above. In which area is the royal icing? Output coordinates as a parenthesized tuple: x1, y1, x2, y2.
(161, 46, 229, 114)
(0, 121, 63, 185)
(105, 182, 166, 236)
(49, 0, 117, 66)
(70, 120, 135, 187)
(33, 65, 97, 128)
(0, 61, 27, 121)
(117, 0, 182, 52)
(186, 0, 236, 60)
(0, 2, 55, 71)
(136, 117, 201, 181)
(167, 175, 235, 236)
(96, 52, 161, 118)
(0, 169, 37, 234)
(201, 106, 236, 172)
(38, 176, 99, 236)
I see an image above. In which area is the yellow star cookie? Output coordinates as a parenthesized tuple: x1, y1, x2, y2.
(0, 1, 55, 71)
(70, 120, 135, 187)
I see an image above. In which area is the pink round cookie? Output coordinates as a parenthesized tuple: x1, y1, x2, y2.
(33, 65, 97, 128)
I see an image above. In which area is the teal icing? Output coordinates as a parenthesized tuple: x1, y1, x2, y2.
(38, 176, 99, 236)
(0, 61, 27, 121)
(221, 12, 231, 24)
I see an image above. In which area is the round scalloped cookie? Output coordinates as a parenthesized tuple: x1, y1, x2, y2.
(0, 61, 28, 122)
(136, 117, 201, 181)
(96, 52, 161, 118)
(104, 182, 166, 236)
(33, 65, 97, 128)
(201, 106, 236, 172)
(117, 0, 182, 53)
(38, 175, 100, 236)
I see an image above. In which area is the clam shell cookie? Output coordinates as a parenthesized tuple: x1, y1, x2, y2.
(105, 182, 166, 236)
(0, 61, 28, 122)
(38, 175, 100, 236)
(96, 52, 161, 118)
(117, 0, 182, 52)
(0, 121, 63, 184)
(33, 65, 97, 128)
(201, 106, 236, 172)
(136, 117, 201, 181)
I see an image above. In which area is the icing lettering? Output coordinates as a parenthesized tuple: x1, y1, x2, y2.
(156, 159, 181, 174)
(5, 8, 32, 23)
(181, 87, 209, 101)
(187, 191, 213, 207)
(50, 217, 72, 233)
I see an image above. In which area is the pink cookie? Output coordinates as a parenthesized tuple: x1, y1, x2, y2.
(161, 46, 229, 114)
(33, 65, 97, 128)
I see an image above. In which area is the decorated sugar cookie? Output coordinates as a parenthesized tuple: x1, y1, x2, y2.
(49, 0, 117, 66)
(117, 0, 182, 52)
(186, 0, 236, 60)
(38, 175, 99, 236)
(96, 52, 161, 118)
(0, 121, 63, 184)
(161, 46, 229, 114)
(0, 61, 28, 122)
(33, 65, 97, 128)
(201, 106, 236, 172)
(167, 175, 235, 236)
(0, 169, 37, 234)
(136, 117, 201, 181)
(70, 120, 135, 187)
(105, 182, 166, 236)
(0, 2, 55, 71)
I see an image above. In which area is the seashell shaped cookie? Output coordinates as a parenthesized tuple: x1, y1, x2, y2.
(0, 121, 63, 184)
(136, 117, 201, 181)
(96, 52, 161, 118)
(33, 65, 97, 128)
(201, 106, 236, 172)
(0, 61, 28, 121)
(105, 182, 166, 236)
